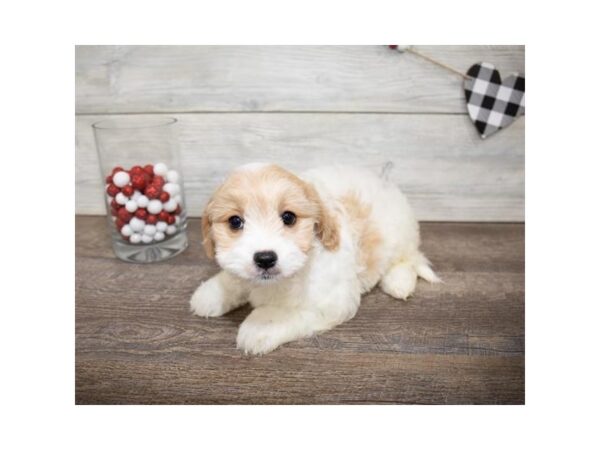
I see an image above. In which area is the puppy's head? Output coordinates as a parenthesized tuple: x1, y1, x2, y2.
(201, 163, 339, 283)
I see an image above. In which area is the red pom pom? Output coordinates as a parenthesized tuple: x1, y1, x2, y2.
(167, 214, 176, 225)
(110, 199, 119, 215)
(111, 166, 125, 175)
(159, 191, 170, 202)
(131, 174, 147, 191)
(388, 45, 398, 49)
(135, 209, 148, 220)
(117, 207, 133, 223)
(105, 175, 113, 184)
(146, 214, 158, 225)
(158, 211, 170, 222)
(152, 175, 165, 188)
(174, 205, 182, 215)
(145, 185, 160, 199)
(130, 165, 144, 175)
(115, 218, 125, 229)
(143, 164, 154, 176)
(122, 185, 134, 197)
(106, 184, 120, 197)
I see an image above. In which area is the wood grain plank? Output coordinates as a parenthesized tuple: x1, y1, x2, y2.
(76, 113, 524, 221)
(76, 267, 524, 355)
(76, 220, 524, 356)
(75, 217, 524, 404)
(75, 45, 524, 114)
(76, 354, 524, 404)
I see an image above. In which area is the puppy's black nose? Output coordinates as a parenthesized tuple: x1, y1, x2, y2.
(254, 251, 278, 269)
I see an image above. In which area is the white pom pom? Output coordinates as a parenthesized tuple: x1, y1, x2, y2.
(163, 183, 180, 196)
(115, 192, 128, 205)
(147, 199, 163, 214)
(166, 225, 177, 235)
(112, 171, 130, 188)
(144, 224, 157, 236)
(141, 234, 153, 244)
(154, 231, 165, 241)
(129, 217, 145, 232)
(156, 221, 168, 232)
(153, 162, 168, 176)
(136, 195, 149, 208)
(129, 233, 142, 244)
(174, 194, 182, 205)
(166, 170, 180, 183)
(132, 190, 142, 201)
(125, 200, 138, 213)
(120, 224, 133, 237)
(163, 199, 177, 212)
(175, 216, 181, 225)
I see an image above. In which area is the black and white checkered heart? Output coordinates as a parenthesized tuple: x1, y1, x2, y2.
(464, 62, 525, 139)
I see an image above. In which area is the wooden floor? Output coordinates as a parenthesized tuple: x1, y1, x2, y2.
(76, 216, 524, 404)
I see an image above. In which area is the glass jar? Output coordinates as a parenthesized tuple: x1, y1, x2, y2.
(92, 116, 188, 263)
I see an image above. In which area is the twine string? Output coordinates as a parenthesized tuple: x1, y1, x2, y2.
(405, 47, 471, 80)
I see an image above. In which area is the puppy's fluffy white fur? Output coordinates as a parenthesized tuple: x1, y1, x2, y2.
(191, 163, 439, 354)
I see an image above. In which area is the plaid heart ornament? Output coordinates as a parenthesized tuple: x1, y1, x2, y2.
(464, 62, 525, 139)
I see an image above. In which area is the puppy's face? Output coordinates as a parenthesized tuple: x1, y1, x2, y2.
(202, 164, 339, 283)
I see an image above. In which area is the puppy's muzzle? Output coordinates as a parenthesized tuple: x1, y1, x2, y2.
(254, 251, 278, 269)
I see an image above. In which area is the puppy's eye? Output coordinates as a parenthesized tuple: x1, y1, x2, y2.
(228, 215, 244, 230)
(281, 211, 297, 226)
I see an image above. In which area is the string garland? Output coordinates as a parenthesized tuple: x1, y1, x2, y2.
(388, 45, 470, 79)
(387, 45, 525, 139)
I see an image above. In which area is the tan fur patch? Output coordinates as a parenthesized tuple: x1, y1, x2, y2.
(201, 164, 340, 258)
(201, 212, 215, 258)
(340, 192, 382, 290)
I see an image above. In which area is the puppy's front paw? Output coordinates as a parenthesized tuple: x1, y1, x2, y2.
(190, 278, 229, 317)
(236, 313, 285, 355)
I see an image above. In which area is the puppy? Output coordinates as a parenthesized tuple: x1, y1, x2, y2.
(190, 163, 439, 354)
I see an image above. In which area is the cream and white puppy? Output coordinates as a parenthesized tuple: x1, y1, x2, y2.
(190, 163, 439, 354)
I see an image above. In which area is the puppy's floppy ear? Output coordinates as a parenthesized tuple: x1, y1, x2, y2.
(315, 207, 340, 251)
(201, 202, 215, 259)
(303, 181, 340, 252)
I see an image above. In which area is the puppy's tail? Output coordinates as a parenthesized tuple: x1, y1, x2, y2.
(414, 252, 441, 283)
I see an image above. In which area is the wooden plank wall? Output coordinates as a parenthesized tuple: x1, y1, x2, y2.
(76, 45, 525, 221)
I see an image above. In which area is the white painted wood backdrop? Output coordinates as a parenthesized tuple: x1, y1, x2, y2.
(76, 45, 525, 221)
